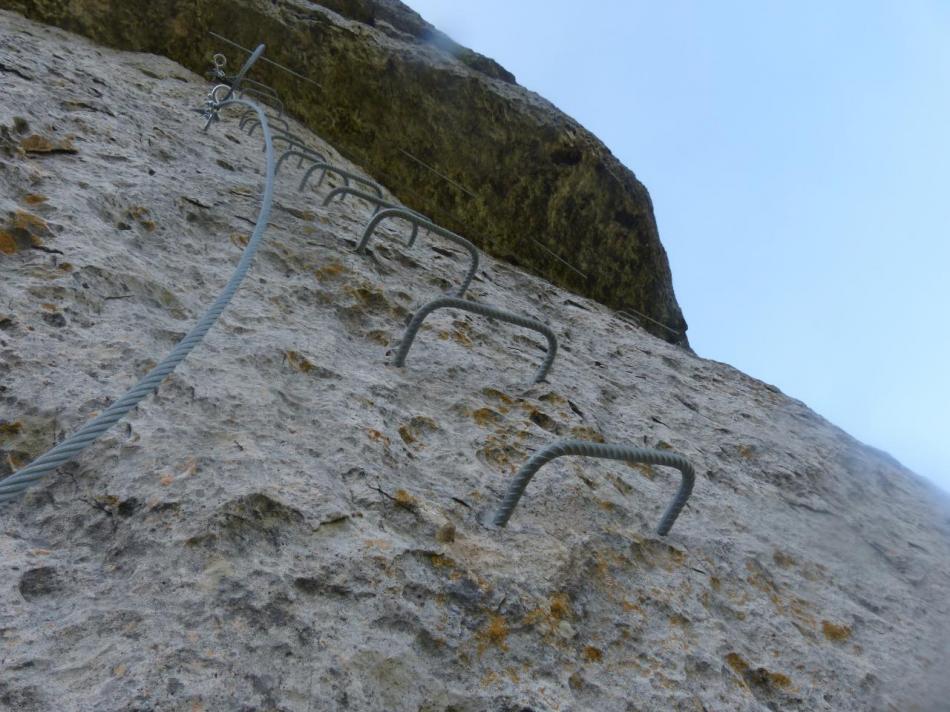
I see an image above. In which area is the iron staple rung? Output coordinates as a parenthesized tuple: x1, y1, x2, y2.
(393, 296, 557, 384)
(490, 439, 695, 535)
(299, 162, 383, 200)
(356, 209, 479, 299)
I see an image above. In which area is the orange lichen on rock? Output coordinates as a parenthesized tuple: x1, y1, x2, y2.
(19, 134, 77, 154)
(314, 262, 346, 281)
(365, 428, 390, 446)
(13, 210, 50, 235)
(393, 489, 417, 509)
(629, 462, 655, 478)
(549, 592, 572, 620)
(821, 620, 852, 642)
(284, 350, 314, 373)
(0, 231, 18, 255)
(569, 425, 605, 443)
(481, 387, 514, 406)
(582, 646, 603, 663)
(0, 420, 24, 438)
(438, 323, 473, 347)
(477, 614, 509, 652)
(725, 652, 793, 692)
(472, 407, 503, 427)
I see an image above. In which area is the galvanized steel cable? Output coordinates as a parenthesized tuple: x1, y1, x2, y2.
(490, 439, 695, 534)
(393, 297, 557, 383)
(0, 95, 276, 504)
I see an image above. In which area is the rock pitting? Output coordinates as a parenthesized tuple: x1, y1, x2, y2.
(1, 9, 950, 712)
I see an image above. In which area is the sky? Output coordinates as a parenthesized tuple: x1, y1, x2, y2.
(407, 0, 950, 492)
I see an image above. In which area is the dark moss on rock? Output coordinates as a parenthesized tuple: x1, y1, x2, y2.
(3, 0, 687, 342)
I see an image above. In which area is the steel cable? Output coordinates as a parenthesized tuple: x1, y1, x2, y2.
(0, 96, 276, 504)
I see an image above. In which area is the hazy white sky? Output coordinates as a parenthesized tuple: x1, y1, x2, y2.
(407, 0, 949, 491)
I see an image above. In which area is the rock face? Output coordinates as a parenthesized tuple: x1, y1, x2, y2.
(2, 10, 949, 712)
(1, 0, 688, 344)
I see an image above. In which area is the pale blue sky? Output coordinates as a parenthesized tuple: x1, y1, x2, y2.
(407, 1, 949, 491)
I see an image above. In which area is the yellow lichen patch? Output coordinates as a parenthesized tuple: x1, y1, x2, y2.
(344, 283, 386, 308)
(365, 429, 391, 446)
(13, 211, 50, 235)
(725, 652, 749, 675)
(284, 350, 314, 373)
(669, 613, 690, 627)
(629, 462, 655, 479)
(472, 407, 503, 427)
(393, 489, 417, 509)
(476, 614, 509, 653)
(481, 387, 514, 406)
(726, 652, 793, 692)
(597, 499, 616, 511)
(522, 591, 574, 638)
(620, 599, 643, 614)
(435, 523, 456, 543)
(745, 560, 778, 595)
(58, 262, 74, 272)
(521, 405, 559, 433)
(710, 576, 721, 591)
(629, 538, 687, 572)
(230, 233, 249, 248)
(821, 620, 852, 642)
(23, 194, 47, 205)
(478, 431, 527, 473)
(0, 421, 24, 439)
(366, 330, 389, 346)
(0, 231, 18, 255)
(760, 670, 792, 689)
(569, 425, 605, 443)
(429, 553, 456, 570)
(314, 262, 346, 281)
(738, 445, 755, 458)
(479, 670, 499, 687)
(398, 416, 439, 447)
(538, 391, 567, 406)
(582, 646, 603, 663)
(19, 134, 77, 154)
(772, 550, 796, 568)
(437, 325, 473, 347)
(505, 666, 520, 683)
(549, 592, 572, 620)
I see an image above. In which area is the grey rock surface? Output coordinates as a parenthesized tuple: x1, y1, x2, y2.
(1, 11, 949, 712)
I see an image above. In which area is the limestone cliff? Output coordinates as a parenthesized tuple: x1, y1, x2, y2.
(2, 0, 687, 344)
(2, 9, 949, 712)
